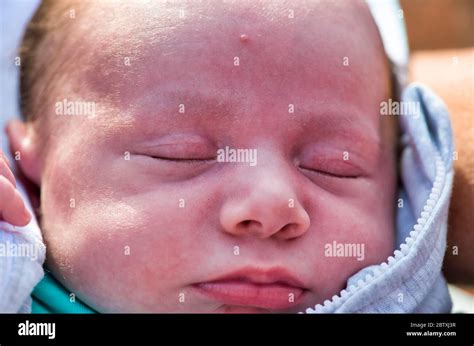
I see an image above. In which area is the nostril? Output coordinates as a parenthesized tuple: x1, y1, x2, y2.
(277, 223, 303, 240)
(237, 220, 265, 234)
(240, 220, 261, 228)
(236, 219, 267, 238)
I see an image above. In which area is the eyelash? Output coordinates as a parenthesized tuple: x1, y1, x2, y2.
(299, 166, 359, 179)
(146, 156, 359, 178)
(149, 156, 216, 165)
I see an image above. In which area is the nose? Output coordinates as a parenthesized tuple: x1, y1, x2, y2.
(219, 171, 310, 240)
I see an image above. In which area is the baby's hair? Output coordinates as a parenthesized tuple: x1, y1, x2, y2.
(19, 0, 81, 123)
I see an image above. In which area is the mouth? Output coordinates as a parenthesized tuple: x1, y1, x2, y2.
(192, 267, 309, 311)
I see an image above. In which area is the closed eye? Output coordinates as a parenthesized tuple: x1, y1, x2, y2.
(299, 166, 360, 179)
(149, 156, 216, 164)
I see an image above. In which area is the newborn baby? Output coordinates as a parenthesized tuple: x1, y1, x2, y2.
(2, 0, 448, 313)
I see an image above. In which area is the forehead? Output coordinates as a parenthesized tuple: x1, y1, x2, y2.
(58, 0, 389, 138)
(77, 2, 387, 88)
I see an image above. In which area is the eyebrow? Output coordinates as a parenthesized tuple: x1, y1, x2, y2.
(135, 89, 374, 123)
(131, 88, 242, 121)
(283, 101, 382, 147)
(130, 88, 382, 150)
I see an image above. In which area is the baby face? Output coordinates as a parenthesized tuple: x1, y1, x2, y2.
(36, 1, 396, 312)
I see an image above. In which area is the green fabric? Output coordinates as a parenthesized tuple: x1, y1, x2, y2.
(31, 273, 96, 313)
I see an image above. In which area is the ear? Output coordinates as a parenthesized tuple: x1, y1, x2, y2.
(6, 119, 42, 186)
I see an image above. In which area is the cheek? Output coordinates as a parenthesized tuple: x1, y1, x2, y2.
(300, 177, 396, 297)
(41, 163, 221, 311)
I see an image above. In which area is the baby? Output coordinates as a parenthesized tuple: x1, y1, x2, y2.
(1, 0, 450, 313)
